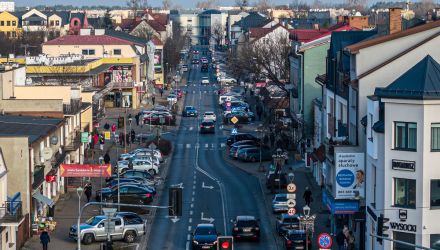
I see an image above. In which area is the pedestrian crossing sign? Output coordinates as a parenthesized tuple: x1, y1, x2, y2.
(231, 128, 238, 135)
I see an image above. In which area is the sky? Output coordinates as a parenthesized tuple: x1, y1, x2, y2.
(12, 0, 314, 9)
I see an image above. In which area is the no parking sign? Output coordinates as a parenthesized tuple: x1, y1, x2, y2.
(317, 233, 332, 249)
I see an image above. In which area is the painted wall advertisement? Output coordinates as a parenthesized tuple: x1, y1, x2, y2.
(154, 49, 162, 70)
(335, 152, 365, 199)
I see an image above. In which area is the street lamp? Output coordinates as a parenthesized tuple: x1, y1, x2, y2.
(300, 205, 316, 250)
(76, 187, 83, 250)
(256, 125, 265, 172)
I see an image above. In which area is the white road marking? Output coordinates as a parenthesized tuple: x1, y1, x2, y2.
(190, 210, 193, 215)
(192, 191, 195, 196)
(211, 143, 215, 149)
(187, 234, 191, 241)
(191, 197, 195, 202)
(193, 174, 196, 180)
(193, 180, 196, 185)
(189, 127, 193, 131)
(189, 218, 192, 223)
(188, 226, 192, 231)
(220, 143, 226, 148)
(186, 144, 191, 148)
(186, 242, 190, 250)
(205, 143, 209, 148)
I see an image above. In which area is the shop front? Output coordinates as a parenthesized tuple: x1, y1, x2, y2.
(31, 187, 56, 235)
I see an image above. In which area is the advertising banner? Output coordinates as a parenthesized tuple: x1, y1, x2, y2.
(60, 164, 112, 177)
(154, 50, 162, 67)
(335, 153, 365, 199)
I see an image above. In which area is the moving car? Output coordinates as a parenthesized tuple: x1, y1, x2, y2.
(69, 212, 146, 244)
(283, 230, 312, 249)
(272, 193, 288, 213)
(167, 94, 177, 103)
(201, 63, 209, 72)
(231, 215, 260, 241)
(192, 59, 199, 64)
(203, 111, 216, 122)
(276, 214, 301, 236)
(199, 120, 215, 134)
(266, 171, 288, 190)
(182, 106, 198, 117)
(226, 133, 260, 146)
(201, 77, 210, 85)
(192, 224, 219, 250)
(237, 147, 273, 162)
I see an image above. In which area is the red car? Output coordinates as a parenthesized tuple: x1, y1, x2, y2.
(171, 89, 183, 99)
(144, 113, 176, 125)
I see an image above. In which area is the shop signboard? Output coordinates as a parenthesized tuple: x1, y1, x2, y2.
(80, 132, 89, 143)
(335, 152, 365, 199)
(322, 190, 359, 215)
(60, 164, 112, 177)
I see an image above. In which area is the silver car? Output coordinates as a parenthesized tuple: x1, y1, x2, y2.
(272, 193, 288, 213)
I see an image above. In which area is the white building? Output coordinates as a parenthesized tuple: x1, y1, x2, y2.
(0, 1, 14, 12)
(366, 55, 440, 249)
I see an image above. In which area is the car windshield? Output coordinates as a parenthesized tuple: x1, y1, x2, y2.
(205, 112, 214, 115)
(195, 226, 217, 235)
(236, 219, 256, 227)
(282, 217, 299, 224)
(85, 217, 102, 226)
(186, 107, 195, 110)
(275, 196, 287, 202)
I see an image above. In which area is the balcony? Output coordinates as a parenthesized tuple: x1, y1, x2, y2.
(32, 165, 45, 189)
(64, 131, 81, 152)
(51, 150, 66, 167)
(0, 201, 23, 224)
(63, 99, 82, 115)
(112, 82, 135, 89)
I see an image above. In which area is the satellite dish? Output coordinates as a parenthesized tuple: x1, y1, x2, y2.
(50, 136, 59, 145)
(43, 147, 53, 161)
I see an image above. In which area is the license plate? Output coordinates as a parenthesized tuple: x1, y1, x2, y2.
(202, 246, 211, 249)
(296, 247, 304, 249)
(243, 228, 252, 232)
(275, 179, 280, 181)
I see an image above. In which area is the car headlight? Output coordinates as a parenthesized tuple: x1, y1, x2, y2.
(213, 240, 217, 244)
(193, 240, 199, 245)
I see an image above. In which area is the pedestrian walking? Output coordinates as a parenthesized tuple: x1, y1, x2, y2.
(303, 187, 312, 206)
(131, 129, 136, 143)
(336, 229, 347, 250)
(128, 114, 133, 126)
(93, 133, 99, 146)
(347, 231, 355, 250)
(152, 95, 156, 106)
(126, 133, 131, 146)
(40, 230, 50, 250)
(84, 183, 92, 202)
(159, 88, 164, 97)
(104, 122, 110, 130)
(119, 132, 124, 146)
(135, 113, 140, 126)
(103, 152, 110, 164)
(111, 124, 117, 136)
(99, 133, 104, 151)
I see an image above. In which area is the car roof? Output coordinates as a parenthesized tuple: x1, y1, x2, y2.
(281, 213, 300, 218)
(204, 111, 214, 114)
(185, 106, 195, 109)
(236, 215, 256, 221)
(196, 223, 215, 228)
(275, 193, 287, 198)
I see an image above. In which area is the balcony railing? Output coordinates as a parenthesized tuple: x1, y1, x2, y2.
(64, 131, 81, 152)
(0, 201, 23, 224)
(51, 150, 66, 167)
(112, 82, 135, 89)
(63, 99, 82, 115)
(32, 165, 45, 189)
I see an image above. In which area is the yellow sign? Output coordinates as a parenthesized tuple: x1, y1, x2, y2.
(230, 116, 239, 124)
(104, 131, 111, 140)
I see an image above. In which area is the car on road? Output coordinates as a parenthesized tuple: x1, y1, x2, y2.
(192, 59, 199, 64)
(272, 193, 288, 213)
(266, 171, 288, 190)
(224, 111, 255, 124)
(226, 133, 260, 146)
(237, 147, 273, 162)
(201, 77, 210, 85)
(192, 50, 199, 54)
(167, 94, 177, 103)
(182, 106, 198, 117)
(276, 214, 301, 236)
(283, 230, 312, 249)
(182, 65, 188, 72)
(201, 63, 209, 72)
(200, 57, 208, 64)
(203, 111, 216, 122)
(232, 215, 260, 241)
(69, 212, 146, 244)
(97, 184, 155, 204)
(192, 223, 219, 250)
(229, 144, 257, 159)
(199, 120, 215, 134)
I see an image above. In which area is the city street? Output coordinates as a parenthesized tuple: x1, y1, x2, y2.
(146, 47, 278, 250)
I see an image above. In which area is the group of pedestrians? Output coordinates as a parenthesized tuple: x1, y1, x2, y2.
(336, 226, 356, 250)
(118, 129, 137, 147)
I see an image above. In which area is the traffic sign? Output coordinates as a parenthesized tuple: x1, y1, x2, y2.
(230, 116, 239, 124)
(287, 199, 296, 208)
(287, 183, 297, 193)
(231, 128, 238, 135)
(81, 132, 89, 143)
(317, 233, 333, 249)
(104, 131, 111, 140)
(287, 208, 296, 216)
(287, 193, 296, 199)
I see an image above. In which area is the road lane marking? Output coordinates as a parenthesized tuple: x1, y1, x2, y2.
(188, 226, 192, 231)
(204, 144, 209, 148)
(220, 143, 226, 148)
(191, 203, 194, 208)
(193, 180, 196, 185)
(189, 218, 192, 223)
(192, 191, 195, 196)
(190, 210, 193, 215)
(187, 234, 191, 241)
(186, 242, 190, 250)
(186, 144, 191, 148)
(189, 127, 193, 131)
(211, 143, 215, 149)
(192, 197, 195, 202)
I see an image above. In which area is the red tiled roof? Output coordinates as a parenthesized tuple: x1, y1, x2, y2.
(289, 29, 328, 43)
(249, 23, 287, 40)
(151, 36, 163, 46)
(151, 13, 168, 26)
(147, 20, 166, 32)
(119, 18, 142, 31)
(44, 35, 136, 46)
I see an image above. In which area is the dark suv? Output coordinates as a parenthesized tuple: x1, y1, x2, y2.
(237, 147, 273, 162)
(276, 214, 301, 236)
(283, 230, 312, 249)
(232, 215, 260, 241)
(226, 133, 259, 146)
(266, 171, 288, 190)
(192, 224, 219, 250)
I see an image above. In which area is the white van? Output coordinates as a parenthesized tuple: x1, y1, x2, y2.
(218, 94, 241, 105)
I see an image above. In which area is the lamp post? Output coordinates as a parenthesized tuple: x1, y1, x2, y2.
(76, 187, 83, 250)
(300, 205, 316, 250)
(256, 125, 265, 172)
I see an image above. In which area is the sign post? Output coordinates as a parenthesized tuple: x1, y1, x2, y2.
(317, 233, 332, 249)
(81, 132, 89, 143)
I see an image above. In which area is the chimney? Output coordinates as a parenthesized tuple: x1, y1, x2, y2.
(389, 8, 402, 35)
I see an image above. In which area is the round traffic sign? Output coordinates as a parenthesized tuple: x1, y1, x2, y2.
(287, 208, 296, 216)
(221, 241, 230, 249)
(287, 199, 296, 208)
(287, 183, 296, 193)
(317, 233, 333, 249)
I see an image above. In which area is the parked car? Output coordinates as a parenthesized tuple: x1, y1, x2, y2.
(97, 184, 155, 204)
(229, 144, 257, 159)
(105, 170, 155, 183)
(106, 176, 156, 188)
(199, 120, 215, 134)
(105, 178, 148, 188)
(203, 111, 216, 122)
(201, 77, 210, 85)
(171, 90, 183, 99)
(192, 59, 199, 64)
(192, 224, 219, 250)
(266, 171, 288, 190)
(182, 65, 188, 72)
(69, 212, 146, 244)
(230, 140, 260, 148)
(276, 214, 301, 236)
(167, 94, 177, 103)
(231, 215, 260, 241)
(143, 113, 176, 125)
(283, 230, 312, 249)
(182, 106, 198, 117)
(226, 133, 260, 146)
(224, 111, 255, 124)
(117, 159, 160, 175)
(237, 147, 273, 162)
(119, 148, 162, 162)
(272, 193, 288, 213)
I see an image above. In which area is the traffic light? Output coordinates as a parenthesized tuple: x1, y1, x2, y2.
(217, 236, 233, 250)
(168, 187, 182, 216)
(118, 117, 124, 129)
(376, 214, 390, 244)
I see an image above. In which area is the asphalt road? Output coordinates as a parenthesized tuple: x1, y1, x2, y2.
(146, 47, 278, 250)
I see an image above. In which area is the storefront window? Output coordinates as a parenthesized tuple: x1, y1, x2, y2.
(431, 180, 440, 208)
(394, 178, 416, 208)
(431, 234, 440, 249)
(394, 122, 417, 151)
(393, 232, 415, 250)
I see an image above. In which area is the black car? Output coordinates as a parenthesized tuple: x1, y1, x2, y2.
(266, 171, 288, 190)
(230, 140, 260, 148)
(224, 111, 255, 124)
(116, 211, 145, 226)
(97, 184, 155, 204)
(283, 230, 312, 249)
(192, 224, 219, 250)
(106, 170, 155, 182)
(226, 133, 260, 146)
(201, 63, 209, 72)
(200, 121, 215, 134)
(192, 59, 199, 64)
(232, 215, 260, 241)
(182, 106, 198, 117)
(276, 214, 301, 236)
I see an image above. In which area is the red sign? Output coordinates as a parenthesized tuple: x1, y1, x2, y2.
(60, 164, 112, 177)
(317, 233, 333, 249)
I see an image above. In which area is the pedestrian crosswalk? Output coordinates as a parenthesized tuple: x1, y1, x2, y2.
(187, 90, 217, 94)
(176, 143, 226, 150)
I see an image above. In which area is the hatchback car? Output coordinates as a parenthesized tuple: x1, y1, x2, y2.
(272, 193, 288, 213)
(232, 215, 260, 241)
(167, 94, 177, 103)
(237, 147, 273, 162)
(283, 230, 312, 250)
(192, 224, 219, 250)
(97, 184, 155, 205)
(276, 214, 301, 236)
(203, 111, 216, 122)
(200, 121, 215, 134)
(201, 77, 210, 85)
(226, 133, 260, 146)
(182, 106, 198, 117)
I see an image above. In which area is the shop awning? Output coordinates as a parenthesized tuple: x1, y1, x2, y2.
(32, 192, 54, 208)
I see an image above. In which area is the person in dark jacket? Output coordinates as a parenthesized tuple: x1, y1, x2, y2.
(40, 230, 50, 250)
(126, 133, 130, 146)
(135, 113, 140, 126)
(336, 230, 347, 250)
(303, 187, 312, 206)
(103, 152, 110, 164)
(131, 129, 136, 143)
(84, 183, 92, 202)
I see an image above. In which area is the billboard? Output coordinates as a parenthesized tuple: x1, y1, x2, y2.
(154, 50, 162, 66)
(60, 164, 112, 177)
(335, 153, 364, 199)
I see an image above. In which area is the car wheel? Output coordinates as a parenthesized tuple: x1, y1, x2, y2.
(82, 233, 94, 245)
(148, 169, 156, 175)
(124, 230, 136, 243)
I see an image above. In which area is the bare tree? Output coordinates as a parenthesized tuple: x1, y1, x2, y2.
(127, 0, 148, 16)
(162, 0, 172, 10)
(163, 25, 185, 83)
(210, 22, 225, 46)
(345, 0, 367, 12)
(235, 0, 248, 9)
(255, 0, 271, 13)
(196, 0, 218, 9)
(130, 22, 157, 41)
(413, 0, 438, 18)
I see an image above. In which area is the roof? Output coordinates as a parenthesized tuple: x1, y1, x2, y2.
(119, 18, 142, 31)
(199, 9, 222, 15)
(151, 36, 163, 46)
(44, 35, 138, 46)
(289, 29, 328, 43)
(375, 55, 440, 100)
(149, 13, 168, 26)
(310, 144, 325, 162)
(23, 13, 45, 22)
(232, 12, 269, 30)
(249, 23, 286, 40)
(298, 25, 354, 51)
(105, 29, 148, 45)
(146, 19, 166, 32)
(70, 12, 86, 23)
(346, 20, 440, 54)
(0, 115, 64, 144)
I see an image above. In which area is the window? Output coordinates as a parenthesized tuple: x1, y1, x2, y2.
(394, 122, 417, 151)
(0, 21, 3, 26)
(430, 234, 440, 249)
(394, 178, 416, 208)
(431, 180, 440, 208)
(6, 21, 10, 26)
(50, 20, 54, 26)
(432, 124, 440, 151)
(113, 49, 121, 55)
(369, 113, 374, 141)
(82, 49, 95, 55)
(56, 20, 60, 26)
(393, 232, 415, 250)
(12, 21, 16, 26)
